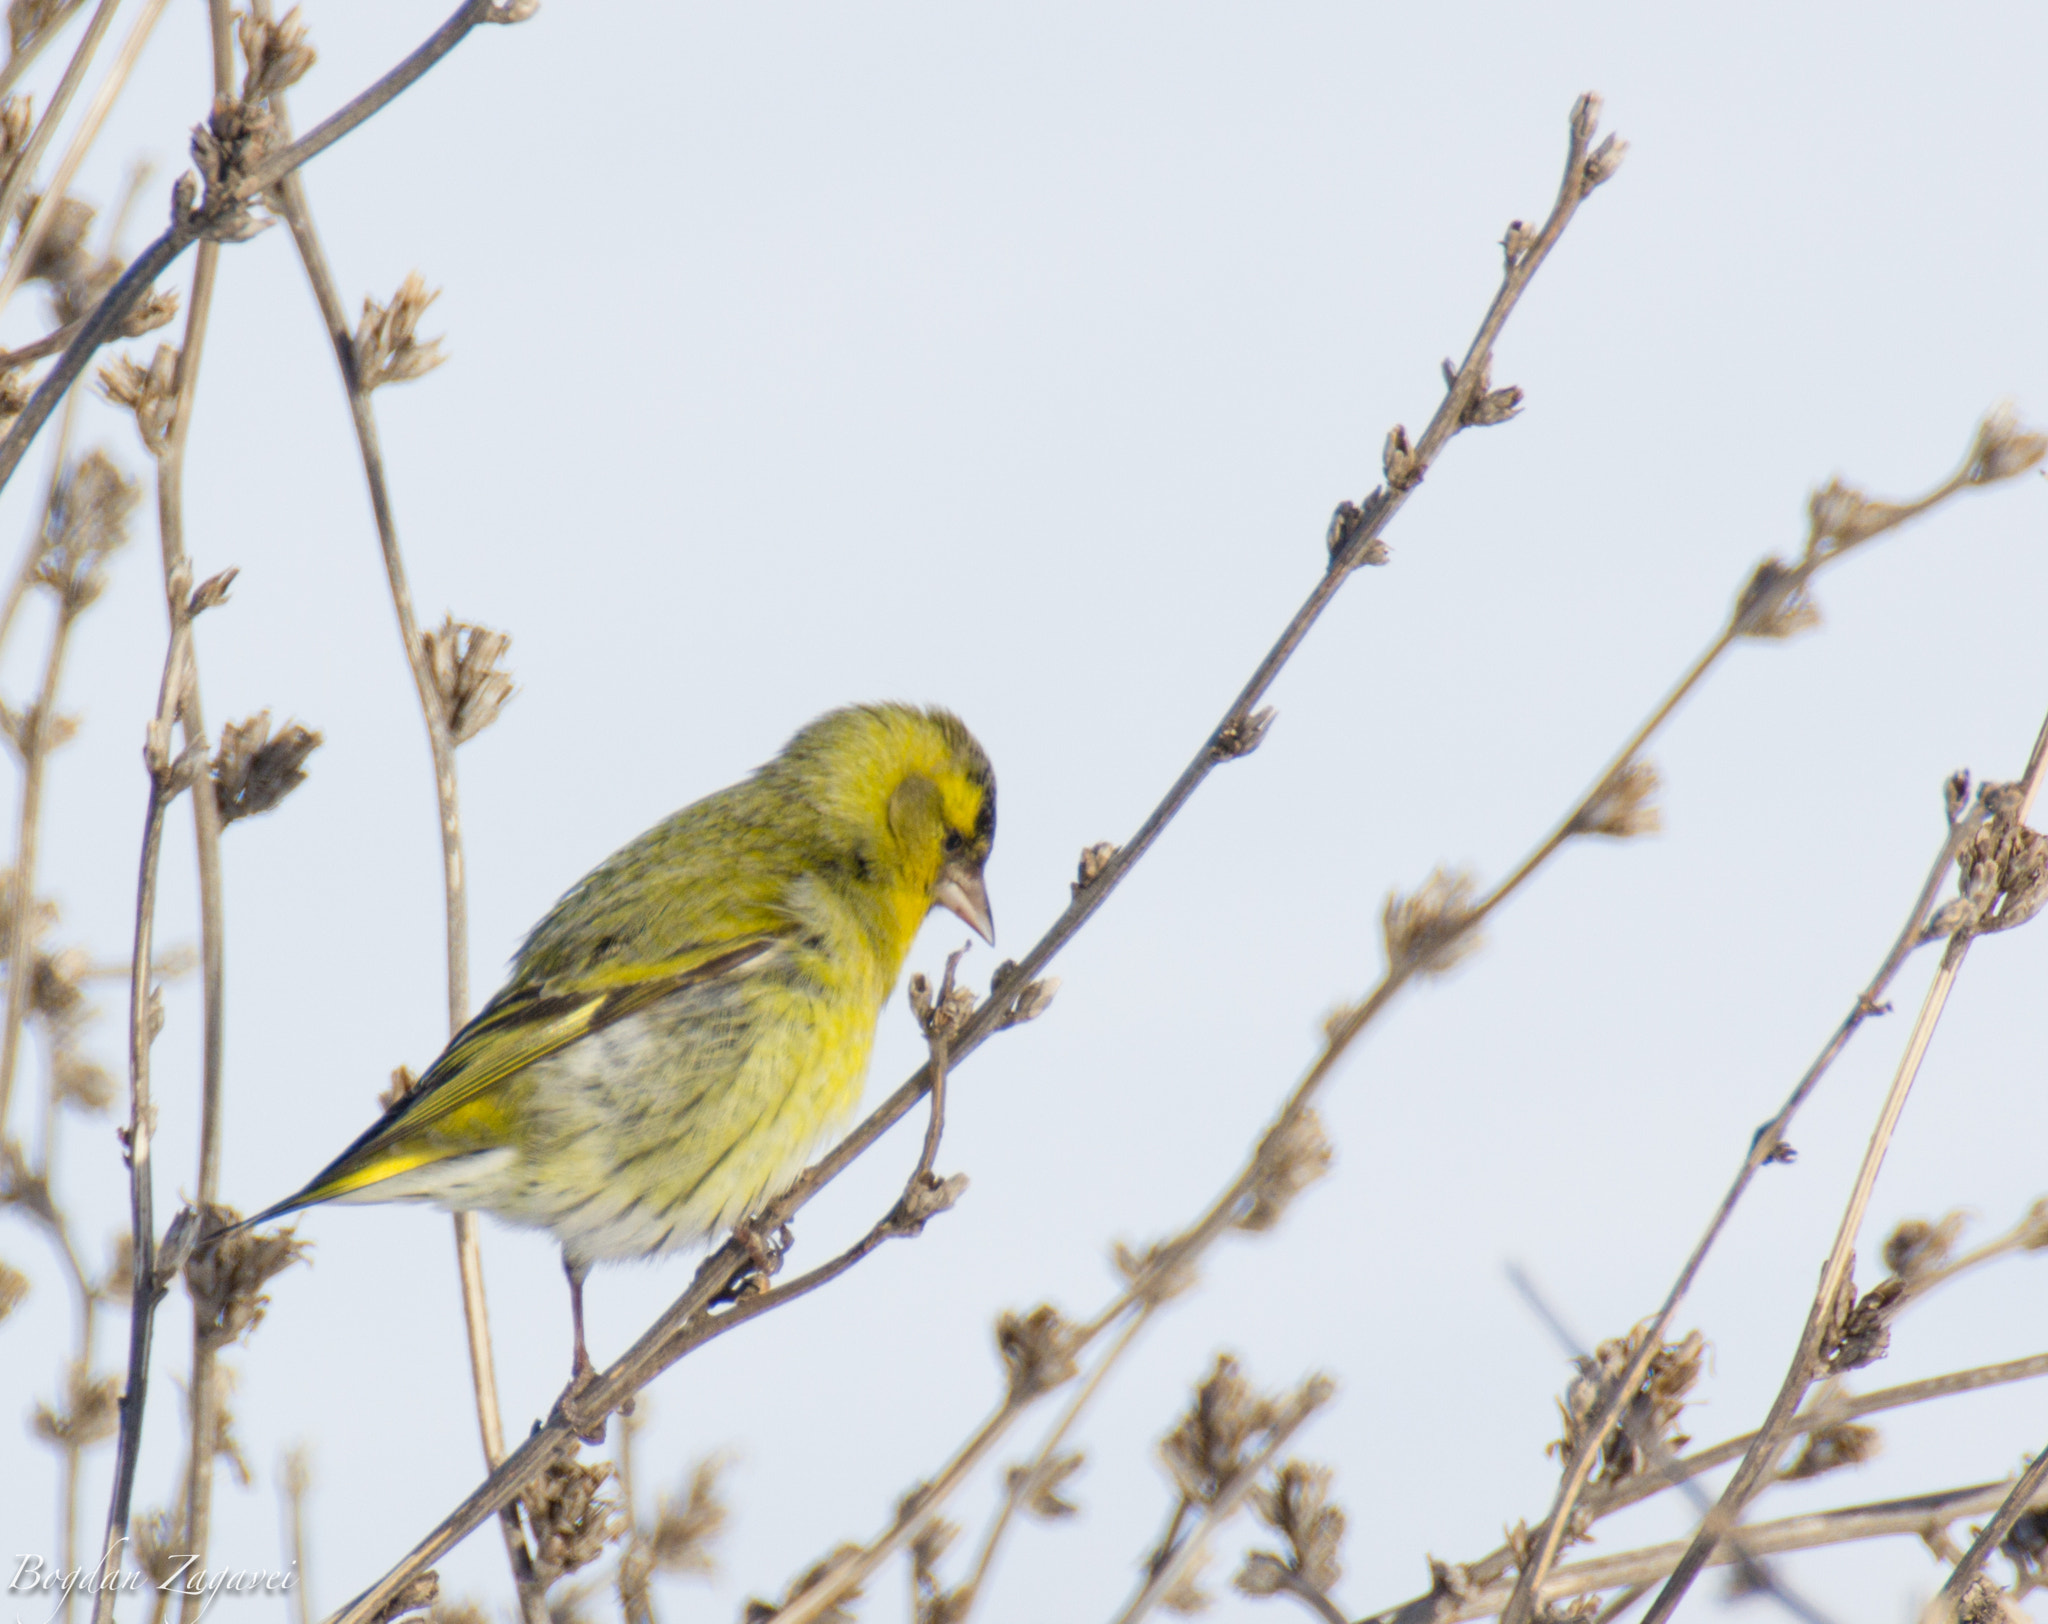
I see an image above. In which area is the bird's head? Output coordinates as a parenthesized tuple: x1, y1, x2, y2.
(782, 703, 996, 945)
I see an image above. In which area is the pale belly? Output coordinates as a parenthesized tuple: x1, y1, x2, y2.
(340, 972, 878, 1265)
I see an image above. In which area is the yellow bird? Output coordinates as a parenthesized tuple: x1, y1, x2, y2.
(241, 702, 995, 1378)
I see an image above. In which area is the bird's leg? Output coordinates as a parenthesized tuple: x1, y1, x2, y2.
(555, 1253, 609, 1445)
(564, 1253, 593, 1380)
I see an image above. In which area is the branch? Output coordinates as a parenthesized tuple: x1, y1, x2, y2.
(1925, 1442, 2048, 1620)
(88, 586, 204, 1624)
(0, 0, 533, 509)
(266, 74, 543, 1624)
(1113, 1378, 1334, 1624)
(1497, 414, 2048, 1624)
(1636, 708, 2048, 1624)
(1406, 1478, 2036, 1622)
(319, 90, 1626, 1624)
(0, 0, 175, 326)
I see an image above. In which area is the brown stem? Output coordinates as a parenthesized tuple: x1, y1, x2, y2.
(89, 615, 196, 1624)
(0, 595, 76, 1125)
(320, 95, 1627, 1624)
(0, 0, 174, 326)
(1637, 706, 2048, 1624)
(1112, 1384, 1331, 1624)
(265, 92, 540, 1624)
(0, 0, 93, 99)
(0, 0, 532, 510)
(957, 1311, 1150, 1613)
(1494, 805, 1983, 1624)
(1399, 1478, 2038, 1623)
(1925, 1442, 2048, 1619)
(153, 229, 233, 1619)
(0, 0, 124, 273)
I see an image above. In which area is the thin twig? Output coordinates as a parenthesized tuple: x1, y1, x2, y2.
(1111, 1382, 1331, 1624)
(0, 0, 532, 510)
(0, 0, 174, 326)
(1637, 706, 2048, 1624)
(281, 1448, 314, 1624)
(1269, 1567, 1349, 1624)
(1363, 1350, 2048, 1621)
(1497, 423, 2048, 1624)
(1494, 804, 1982, 1623)
(0, 577, 78, 1126)
(1396, 1478, 2043, 1623)
(1924, 1442, 2048, 1620)
(320, 94, 1631, 1624)
(0, 0, 94, 100)
(265, 86, 542, 1624)
(89, 607, 198, 1624)
(0, 0, 124, 275)
(958, 1311, 1150, 1610)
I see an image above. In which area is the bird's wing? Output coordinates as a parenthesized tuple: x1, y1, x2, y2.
(258, 935, 780, 1215)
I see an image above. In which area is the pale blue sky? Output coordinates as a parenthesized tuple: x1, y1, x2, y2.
(3, 4, 2047, 1621)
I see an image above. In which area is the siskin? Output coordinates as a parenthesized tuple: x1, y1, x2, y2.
(241, 702, 995, 1380)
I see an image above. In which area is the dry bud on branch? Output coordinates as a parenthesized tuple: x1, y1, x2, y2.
(238, 1, 316, 102)
(1568, 759, 1662, 840)
(188, 565, 238, 615)
(31, 1360, 120, 1449)
(744, 1547, 864, 1624)
(1962, 406, 2048, 486)
(1213, 706, 1275, 761)
(1816, 1261, 1906, 1375)
(1782, 1419, 1881, 1481)
(188, 95, 276, 241)
(1882, 1212, 1966, 1282)
(119, 286, 181, 338)
(908, 1518, 967, 1624)
(1731, 557, 1821, 641)
(0, 1256, 27, 1320)
(639, 1456, 729, 1576)
(380, 1064, 422, 1109)
(1006, 1450, 1085, 1521)
(1237, 1459, 1345, 1599)
(1114, 1237, 1200, 1309)
(995, 1304, 1079, 1401)
(1162, 1356, 1285, 1509)
(422, 616, 514, 743)
(1383, 867, 1482, 978)
(1235, 1108, 1332, 1233)
(1459, 354, 1525, 428)
(355, 272, 447, 390)
(522, 1458, 624, 1586)
(100, 345, 179, 451)
(1323, 497, 1391, 569)
(30, 449, 138, 608)
(7, 1137, 64, 1225)
(1073, 840, 1119, 895)
(183, 1204, 308, 1349)
(1549, 1322, 1705, 1493)
(908, 960, 975, 1043)
(1921, 784, 2048, 944)
(988, 958, 1059, 1028)
(212, 710, 323, 824)
(1382, 424, 1421, 490)
(367, 1574, 440, 1624)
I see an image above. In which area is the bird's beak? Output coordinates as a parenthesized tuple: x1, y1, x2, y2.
(933, 860, 995, 945)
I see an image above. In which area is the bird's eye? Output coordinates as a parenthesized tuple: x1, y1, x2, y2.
(943, 829, 965, 856)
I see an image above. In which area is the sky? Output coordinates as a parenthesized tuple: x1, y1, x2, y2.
(3, 3, 2048, 1622)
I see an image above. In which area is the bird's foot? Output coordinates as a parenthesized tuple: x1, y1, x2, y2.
(554, 1356, 608, 1446)
(715, 1218, 791, 1304)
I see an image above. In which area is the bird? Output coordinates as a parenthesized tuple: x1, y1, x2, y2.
(236, 701, 995, 1382)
